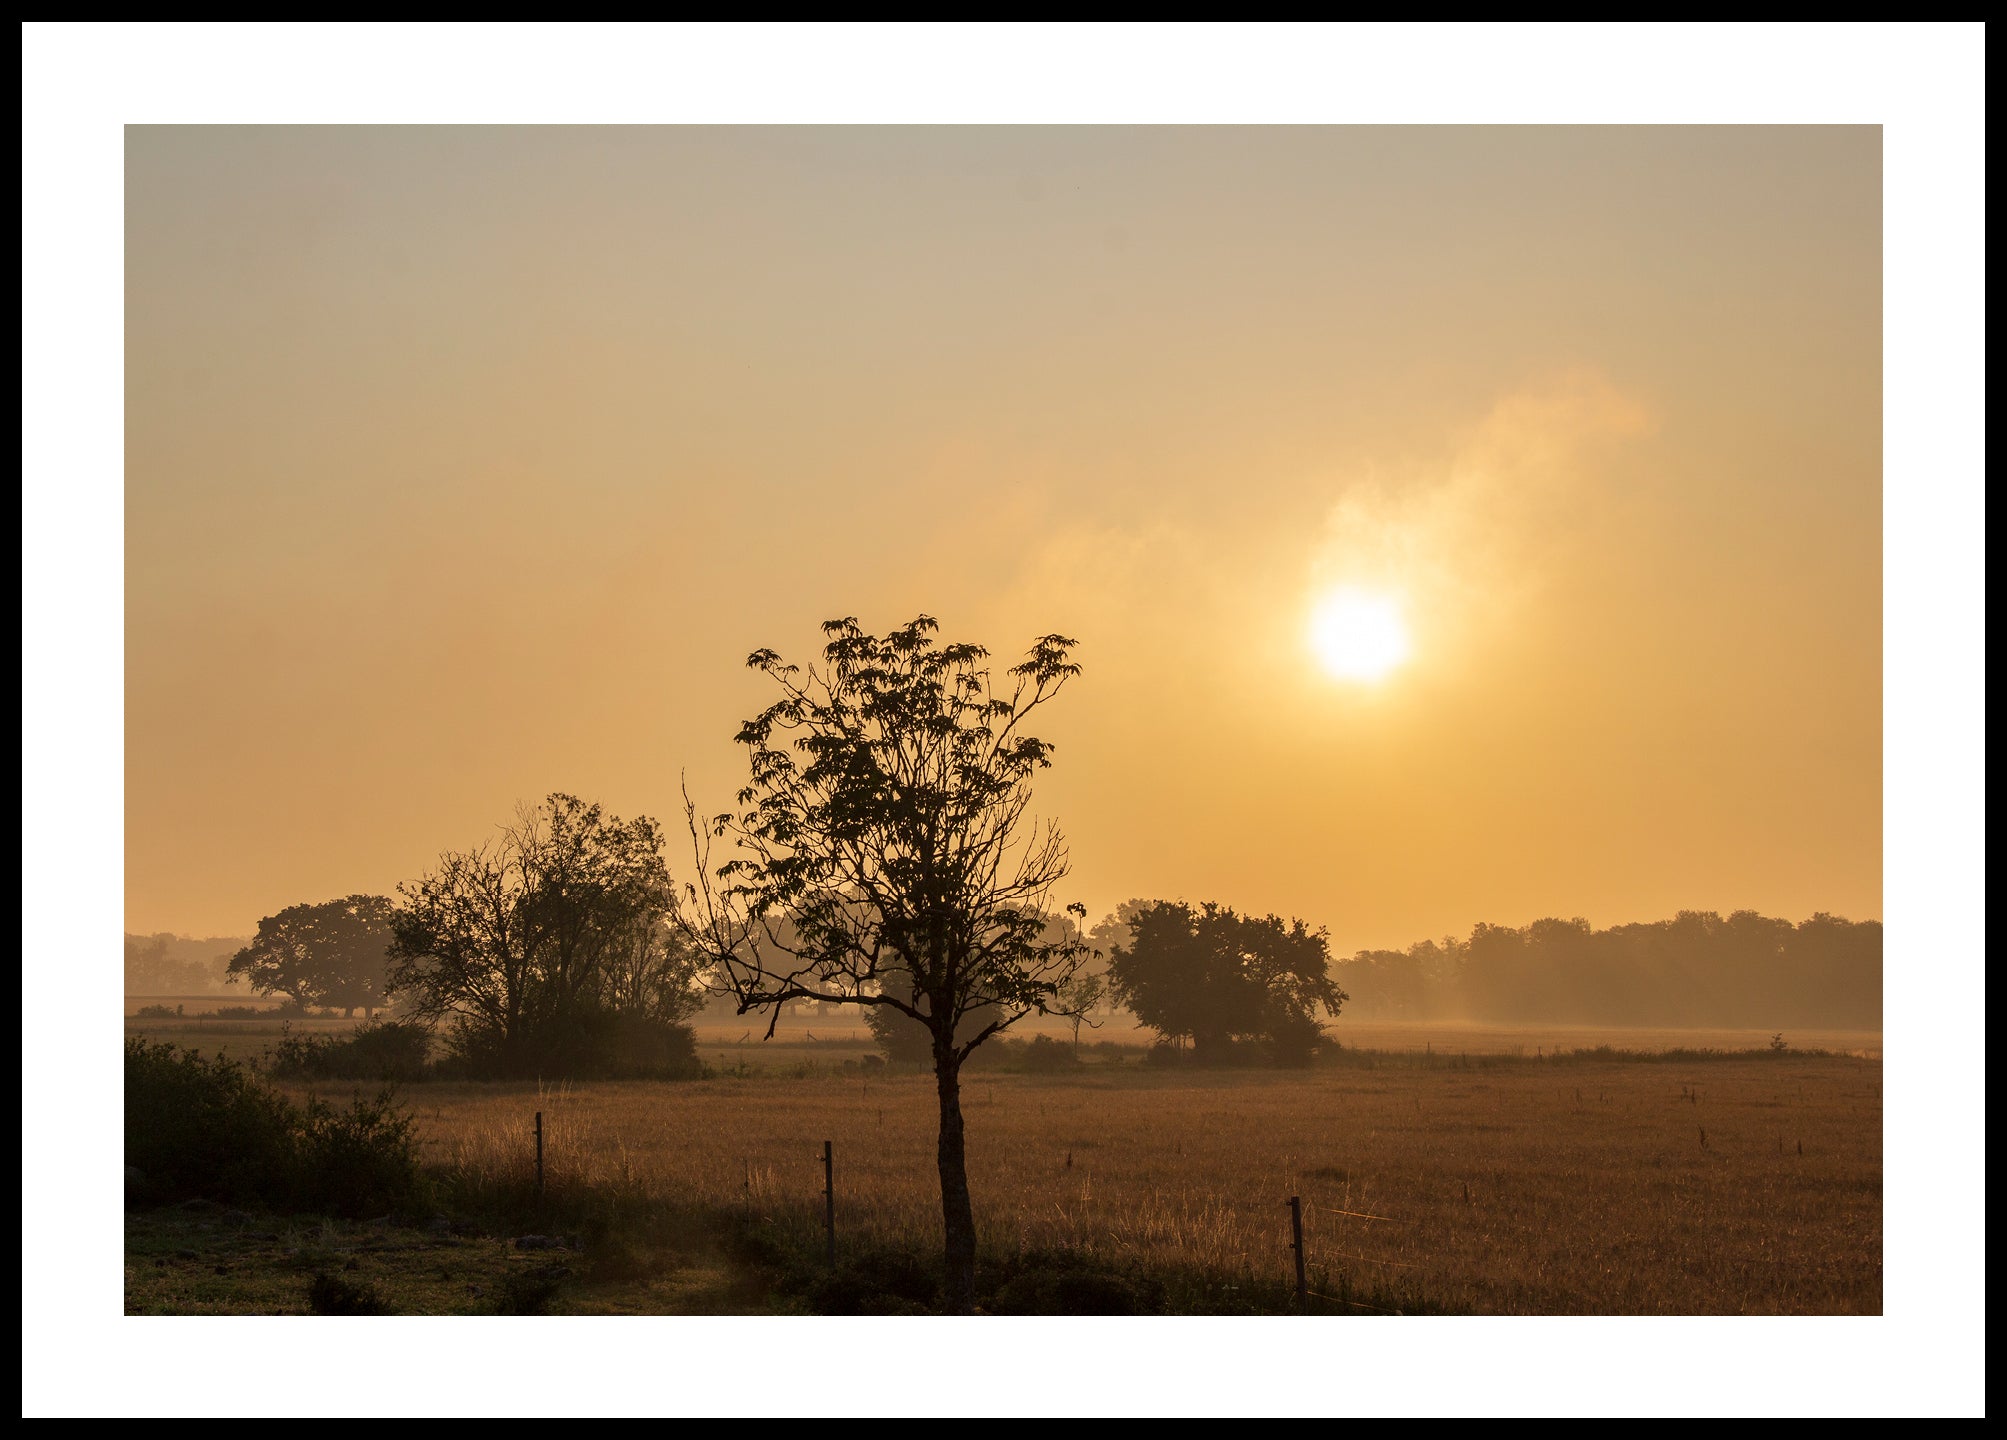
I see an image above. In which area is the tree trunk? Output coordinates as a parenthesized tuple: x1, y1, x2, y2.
(932, 1046, 978, 1313)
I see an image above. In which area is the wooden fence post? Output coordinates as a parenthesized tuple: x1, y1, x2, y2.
(1288, 1195, 1306, 1306)
(534, 1111, 544, 1195)
(823, 1139, 836, 1268)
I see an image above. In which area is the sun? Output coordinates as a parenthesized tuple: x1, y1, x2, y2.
(1308, 587, 1411, 682)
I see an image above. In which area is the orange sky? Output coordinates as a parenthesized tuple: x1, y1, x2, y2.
(124, 125, 1881, 949)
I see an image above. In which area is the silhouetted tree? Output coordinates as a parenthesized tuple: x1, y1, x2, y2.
(1057, 970, 1107, 1055)
(678, 615, 1092, 1311)
(387, 794, 703, 1075)
(226, 895, 394, 1016)
(1107, 900, 1345, 1065)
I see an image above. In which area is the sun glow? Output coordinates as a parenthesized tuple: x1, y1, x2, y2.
(1308, 587, 1411, 682)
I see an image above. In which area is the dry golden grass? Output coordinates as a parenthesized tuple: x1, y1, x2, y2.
(296, 1051, 1881, 1314)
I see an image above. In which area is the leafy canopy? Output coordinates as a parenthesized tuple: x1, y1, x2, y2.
(686, 615, 1090, 1061)
(1108, 899, 1346, 1060)
(387, 794, 703, 1064)
(226, 894, 395, 1013)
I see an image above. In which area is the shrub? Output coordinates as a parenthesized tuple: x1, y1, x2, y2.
(576, 1013, 702, 1080)
(494, 1264, 570, 1315)
(988, 1249, 1160, 1315)
(440, 1013, 701, 1081)
(124, 1037, 420, 1217)
(296, 1090, 421, 1219)
(134, 1003, 182, 1019)
(964, 1032, 1085, 1074)
(307, 1271, 393, 1315)
(1016, 1034, 1082, 1072)
(268, 1021, 434, 1083)
(804, 1247, 941, 1315)
(125, 1038, 302, 1210)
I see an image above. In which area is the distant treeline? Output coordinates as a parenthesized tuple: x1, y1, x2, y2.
(124, 933, 248, 995)
(1331, 910, 1880, 1029)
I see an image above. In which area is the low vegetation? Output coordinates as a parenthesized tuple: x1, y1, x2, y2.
(126, 1031, 1881, 1315)
(267, 1021, 435, 1083)
(124, 1037, 420, 1218)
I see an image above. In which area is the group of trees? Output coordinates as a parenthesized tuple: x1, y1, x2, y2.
(219, 798, 706, 1074)
(124, 933, 243, 995)
(387, 794, 706, 1077)
(1332, 909, 1882, 1028)
(203, 615, 1349, 1307)
(197, 610, 1879, 1314)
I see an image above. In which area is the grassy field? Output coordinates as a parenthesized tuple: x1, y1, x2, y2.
(122, 1004, 1881, 1314)
(239, 1047, 1877, 1315)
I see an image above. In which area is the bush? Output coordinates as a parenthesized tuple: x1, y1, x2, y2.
(575, 1013, 702, 1079)
(307, 1271, 393, 1315)
(134, 1003, 183, 1018)
(1016, 1034, 1081, 1072)
(494, 1264, 570, 1315)
(296, 1090, 421, 1219)
(125, 1038, 303, 1210)
(268, 1021, 434, 1083)
(987, 1249, 1160, 1316)
(804, 1247, 941, 1315)
(124, 1037, 420, 1217)
(973, 1033, 1084, 1073)
(439, 1012, 702, 1081)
